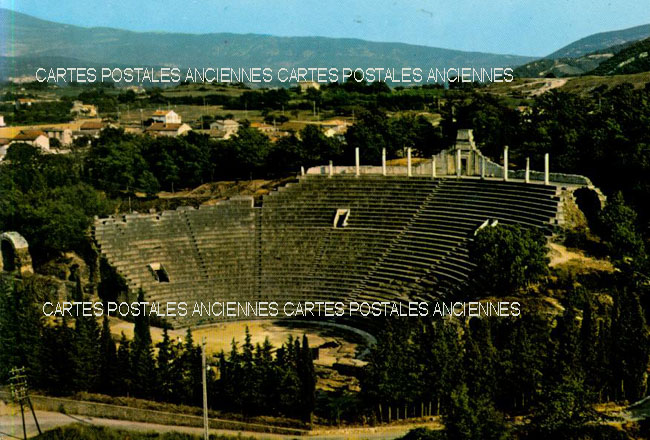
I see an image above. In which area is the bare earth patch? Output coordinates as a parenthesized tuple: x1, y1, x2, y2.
(548, 242, 614, 272)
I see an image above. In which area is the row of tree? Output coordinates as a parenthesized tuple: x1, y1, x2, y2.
(361, 283, 649, 438)
(0, 284, 316, 422)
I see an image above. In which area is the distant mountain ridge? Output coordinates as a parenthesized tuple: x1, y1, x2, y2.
(0, 8, 533, 83)
(514, 24, 650, 78)
(547, 23, 650, 59)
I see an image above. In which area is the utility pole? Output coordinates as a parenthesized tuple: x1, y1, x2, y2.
(202, 337, 209, 440)
(203, 97, 207, 128)
(9, 367, 41, 440)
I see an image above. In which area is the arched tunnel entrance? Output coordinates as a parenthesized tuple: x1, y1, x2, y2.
(574, 187, 603, 229)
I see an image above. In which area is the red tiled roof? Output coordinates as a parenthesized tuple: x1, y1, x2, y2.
(145, 123, 182, 132)
(13, 130, 46, 141)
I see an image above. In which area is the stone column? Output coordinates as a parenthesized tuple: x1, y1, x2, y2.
(301, 166, 305, 176)
(544, 153, 550, 185)
(355, 147, 360, 177)
(480, 155, 486, 179)
(525, 157, 530, 183)
(432, 156, 436, 178)
(503, 146, 509, 181)
(382, 148, 387, 176)
(407, 148, 412, 177)
(329, 160, 333, 178)
(456, 149, 461, 177)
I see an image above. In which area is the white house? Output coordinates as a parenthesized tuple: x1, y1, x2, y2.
(210, 119, 240, 139)
(0, 115, 5, 127)
(152, 110, 181, 124)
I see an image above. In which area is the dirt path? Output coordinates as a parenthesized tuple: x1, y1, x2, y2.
(0, 409, 441, 440)
(530, 78, 568, 96)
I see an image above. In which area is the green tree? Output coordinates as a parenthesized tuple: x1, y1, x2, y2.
(298, 334, 317, 423)
(611, 288, 650, 401)
(156, 327, 178, 402)
(345, 110, 397, 163)
(469, 224, 549, 296)
(115, 332, 131, 396)
(130, 289, 156, 399)
(528, 375, 597, 438)
(40, 317, 76, 395)
(178, 328, 202, 406)
(597, 191, 647, 267)
(299, 124, 343, 166)
(73, 312, 101, 392)
(0, 279, 45, 386)
(444, 384, 509, 440)
(98, 315, 117, 395)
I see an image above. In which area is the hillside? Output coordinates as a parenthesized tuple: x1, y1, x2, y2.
(0, 8, 533, 83)
(513, 23, 650, 78)
(589, 37, 650, 75)
(513, 53, 613, 78)
(547, 23, 650, 59)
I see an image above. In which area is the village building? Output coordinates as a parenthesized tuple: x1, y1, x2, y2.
(144, 122, 192, 137)
(321, 119, 349, 139)
(152, 110, 181, 125)
(0, 115, 5, 127)
(71, 101, 98, 118)
(10, 130, 50, 151)
(250, 122, 276, 134)
(210, 119, 240, 139)
(43, 127, 73, 146)
(77, 121, 105, 138)
(14, 98, 36, 109)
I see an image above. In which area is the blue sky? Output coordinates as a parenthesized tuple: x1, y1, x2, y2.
(1, 0, 648, 56)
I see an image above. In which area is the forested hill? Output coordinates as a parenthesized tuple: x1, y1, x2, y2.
(588, 37, 650, 75)
(514, 23, 650, 78)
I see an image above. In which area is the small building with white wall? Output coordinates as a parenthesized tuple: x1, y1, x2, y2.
(43, 127, 73, 146)
(145, 122, 192, 137)
(210, 119, 240, 139)
(152, 110, 181, 124)
(10, 130, 50, 151)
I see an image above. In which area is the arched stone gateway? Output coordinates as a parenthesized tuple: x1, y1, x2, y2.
(0, 232, 34, 275)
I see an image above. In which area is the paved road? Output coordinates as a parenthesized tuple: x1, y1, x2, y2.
(0, 409, 441, 440)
